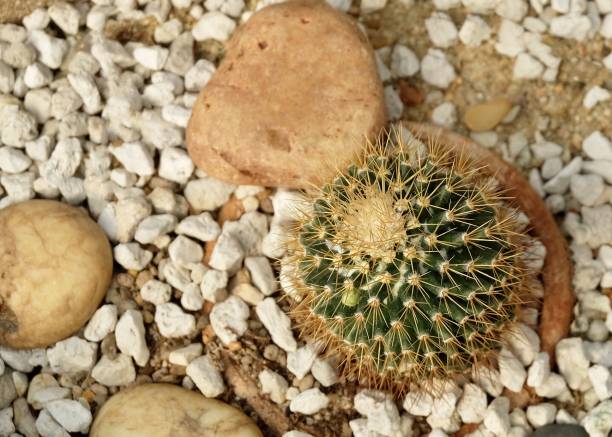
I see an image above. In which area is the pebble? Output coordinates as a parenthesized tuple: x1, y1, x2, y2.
(154, 19, 183, 44)
(464, 97, 512, 132)
(472, 367, 504, 397)
(588, 364, 612, 400)
(570, 174, 605, 206)
(23, 8, 50, 30)
(0, 374, 17, 410)
(390, 44, 419, 77)
(210, 296, 250, 345)
(36, 409, 70, 437)
(582, 400, 612, 437)
(46, 399, 92, 433)
(113, 243, 153, 271)
(527, 352, 551, 388)
(582, 131, 612, 161)
(495, 19, 525, 57)
(29, 30, 68, 69)
(201, 269, 229, 302)
(543, 157, 582, 194)
(403, 391, 434, 416)
(176, 213, 221, 242)
(168, 235, 203, 266)
(184, 177, 235, 212)
(255, 298, 297, 352)
(421, 49, 456, 88)
(459, 15, 491, 46)
(192, 12, 236, 41)
(110, 142, 155, 176)
(535, 372, 569, 398)
(384, 85, 404, 120)
(311, 358, 339, 387)
(0, 106, 38, 147)
(26, 374, 69, 409)
(84, 304, 118, 342)
(549, 14, 592, 40)
(115, 310, 149, 367)
(185, 59, 216, 92)
(431, 102, 457, 128)
(133, 45, 169, 71)
(498, 348, 527, 392)
(258, 369, 288, 404)
(513, 53, 544, 79)
(355, 389, 403, 435)
(457, 383, 487, 423)
(556, 337, 590, 390)
(155, 303, 196, 338)
(14, 397, 39, 437)
(140, 279, 172, 305)
(484, 397, 511, 436)
(244, 256, 276, 296)
(583, 86, 610, 109)
(462, 0, 498, 13)
(135, 214, 178, 244)
(47, 337, 97, 374)
(361, 0, 387, 12)
(169, 343, 203, 367)
(24, 62, 52, 88)
(425, 12, 458, 48)
(186, 355, 225, 397)
(158, 147, 195, 185)
(209, 231, 245, 273)
(91, 354, 136, 386)
(0, 407, 14, 436)
(287, 344, 319, 380)
(541, 157, 563, 179)
(495, 0, 527, 21)
(0, 147, 31, 173)
(48, 2, 80, 35)
(0, 347, 46, 373)
(527, 403, 557, 428)
(289, 388, 329, 415)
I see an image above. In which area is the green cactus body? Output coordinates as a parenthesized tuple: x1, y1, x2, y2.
(287, 134, 529, 392)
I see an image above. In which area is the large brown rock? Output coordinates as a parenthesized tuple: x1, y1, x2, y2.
(187, 0, 387, 189)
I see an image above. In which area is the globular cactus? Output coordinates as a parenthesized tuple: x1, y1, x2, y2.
(285, 132, 531, 394)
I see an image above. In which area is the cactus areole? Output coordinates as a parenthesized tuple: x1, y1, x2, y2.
(286, 133, 531, 393)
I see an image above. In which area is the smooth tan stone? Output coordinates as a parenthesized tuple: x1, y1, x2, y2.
(187, 0, 387, 189)
(463, 97, 513, 132)
(90, 383, 263, 437)
(0, 199, 112, 348)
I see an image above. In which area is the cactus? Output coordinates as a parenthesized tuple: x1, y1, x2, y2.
(285, 132, 531, 393)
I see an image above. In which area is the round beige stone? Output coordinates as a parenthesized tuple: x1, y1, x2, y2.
(463, 97, 513, 132)
(0, 200, 113, 348)
(90, 383, 263, 437)
(187, 0, 387, 189)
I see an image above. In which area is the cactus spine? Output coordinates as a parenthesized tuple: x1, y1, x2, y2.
(285, 132, 530, 393)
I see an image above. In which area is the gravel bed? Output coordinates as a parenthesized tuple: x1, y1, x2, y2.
(0, 0, 611, 436)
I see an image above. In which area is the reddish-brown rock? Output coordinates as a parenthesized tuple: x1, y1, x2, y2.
(187, 0, 387, 188)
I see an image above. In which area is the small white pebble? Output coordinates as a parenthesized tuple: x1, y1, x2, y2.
(289, 388, 329, 415)
(421, 49, 456, 88)
(583, 86, 610, 109)
(186, 355, 225, 397)
(155, 303, 196, 338)
(84, 304, 118, 342)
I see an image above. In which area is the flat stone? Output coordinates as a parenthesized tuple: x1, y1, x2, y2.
(289, 388, 329, 415)
(255, 298, 297, 352)
(186, 0, 385, 188)
(186, 355, 225, 397)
